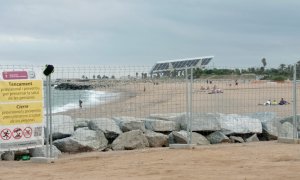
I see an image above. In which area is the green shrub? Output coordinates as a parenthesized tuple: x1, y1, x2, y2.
(271, 75, 286, 82)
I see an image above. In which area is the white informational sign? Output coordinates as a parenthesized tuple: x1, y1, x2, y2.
(0, 70, 44, 151)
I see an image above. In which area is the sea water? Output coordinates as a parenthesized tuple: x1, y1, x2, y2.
(45, 87, 119, 113)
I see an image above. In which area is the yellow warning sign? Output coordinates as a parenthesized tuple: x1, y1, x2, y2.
(0, 102, 43, 125)
(0, 80, 43, 102)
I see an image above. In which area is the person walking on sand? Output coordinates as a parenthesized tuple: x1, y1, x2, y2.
(79, 99, 83, 108)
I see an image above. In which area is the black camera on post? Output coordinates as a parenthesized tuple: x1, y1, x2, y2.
(43, 64, 54, 76)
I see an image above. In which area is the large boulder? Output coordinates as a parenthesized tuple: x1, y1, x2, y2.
(261, 119, 281, 140)
(1, 151, 15, 161)
(181, 113, 221, 132)
(246, 112, 280, 140)
(53, 128, 108, 152)
(279, 114, 300, 138)
(229, 136, 245, 143)
(144, 119, 180, 132)
(74, 118, 89, 130)
(171, 131, 186, 144)
(88, 118, 122, 142)
(145, 130, 168, 147)
(246, 112, 277, 123)
(280, 115, 300, 130)
(113, 117, 146, 132)
(52, 115, 75, 140)
(112, 130, 149, 150)
(29, 145, 61, 159)
(206, 131, 230, 144)
(279, 122, 294, 139)
(219, 114, 262, 135)
(246, 134, 260, 142)
(55, 83, 92, 90)
(172, 130, 210, 145)
(168, 132, 175, 144)
(148, 113, 185, 129)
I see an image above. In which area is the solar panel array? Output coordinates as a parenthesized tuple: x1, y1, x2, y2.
(171, 59, 200, 69)
(151, 57, 212, 72)
(152, 63, 169, 71)
(201, 58, 211, 65)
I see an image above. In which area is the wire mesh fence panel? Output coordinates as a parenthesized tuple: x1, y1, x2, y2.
(276, 64, 298, 140)
(1, 64, 298, 156)
(47, 66, 188, 152)
(51, 66, 187, 119)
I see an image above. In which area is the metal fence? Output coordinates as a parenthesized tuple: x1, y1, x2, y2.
(46, 66, 294, 118)
(0, 64, 299, 158)
(49, 66, 298, 143)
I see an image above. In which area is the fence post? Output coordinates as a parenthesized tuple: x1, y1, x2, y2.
(189, 68, 193, 144)
(48, 74, 53, 158)
(44, 65, 54, 159)
(185, 67, 190, 143)
(45, 75, 50, 158)
(293, 64, 297, 139)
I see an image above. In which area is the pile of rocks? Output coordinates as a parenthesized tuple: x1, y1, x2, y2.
(1, 112, 294, 160)
(55, 83, 93, 90)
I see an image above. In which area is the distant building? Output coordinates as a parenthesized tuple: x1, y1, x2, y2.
(150, 56, 213, 77)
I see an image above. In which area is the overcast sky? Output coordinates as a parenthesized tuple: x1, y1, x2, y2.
(0, 0, 299, 68)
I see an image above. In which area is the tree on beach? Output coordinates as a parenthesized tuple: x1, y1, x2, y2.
(296, 61, 300, 73)
(97, 75, 101, 79)
(93, 75, 96, 79)
(82, 75, 85, 79)
(279, 64, 286, 72)
(102, 75, 108, 79)
(235, 69, 241, 75)
(261, 58, 267, 68)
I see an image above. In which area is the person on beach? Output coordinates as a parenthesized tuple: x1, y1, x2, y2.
(271, 100, 278, 105)
(279, 98, 289, 105)
(79, 99, 83, 108)
(264, 100, 271, 106)
(208, 85, 223, 94)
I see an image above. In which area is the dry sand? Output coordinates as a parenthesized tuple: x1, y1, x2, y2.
(11, 80, 297, 180)
(62, 80, 295, 119)
(1, 141, 300, 180)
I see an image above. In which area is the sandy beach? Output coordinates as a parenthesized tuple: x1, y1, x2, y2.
(61, 79, 295, 119)
(5, 79, 295, 180)
(1, 141, 300, 179)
